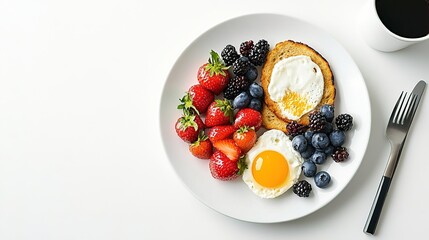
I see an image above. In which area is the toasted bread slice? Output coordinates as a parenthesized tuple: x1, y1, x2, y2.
(261, 104, 288, 132)
(261, 40, 335, 132)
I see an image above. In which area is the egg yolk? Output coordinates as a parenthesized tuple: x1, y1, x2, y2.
(281, 91, 312, 118)
(252, 150, 289, 188)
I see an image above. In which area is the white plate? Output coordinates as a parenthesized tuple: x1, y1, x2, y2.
(159, 13, 371, 223)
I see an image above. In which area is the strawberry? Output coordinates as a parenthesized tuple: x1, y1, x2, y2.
(205, 99, 234, 127)
(197, 50, 230, 95)
(233, 108, 262, 130)
(233, 126, 257, 153)
(178, 84, 214, 114)
(188, 84, 214, 114)
(175, 114, 205, 143)
(189, 132, 213, 159)
(213, 139, 242, 162)
(208, 125, 237, 142)
(209, 150, 239, 181)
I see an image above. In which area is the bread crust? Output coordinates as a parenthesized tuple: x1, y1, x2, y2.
(261, 40, 335, 132)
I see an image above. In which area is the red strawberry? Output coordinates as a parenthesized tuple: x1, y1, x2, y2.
(188, 84, 214, 114)
(209, 151, 239, 181)
(178, 85, 214, 114)
(197, 50, 230, 95)
(205, 99, 234, 127)
(175, 114, 205, 143)
(234, 108, 262, 130)
(213, 139, 242, 162)
(189, 132, 213, 159)
(233, 126, 257, 153)
(208, 125, 237, 142)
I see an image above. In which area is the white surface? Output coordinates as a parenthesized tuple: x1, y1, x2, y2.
(160, 13, 371, 223)
(357, 0, 429, 52)
(0, 0, 428, 239)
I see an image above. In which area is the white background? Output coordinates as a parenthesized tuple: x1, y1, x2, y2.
(1, 0, 428, 239)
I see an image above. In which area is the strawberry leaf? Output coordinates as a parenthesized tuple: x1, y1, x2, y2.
(205, 50, 228, 77)
(215, 99, 234, 123)
(237, 126, 254, 134)
(237, 155, 247, 175)
(179, 114, 198, 131)
(191, 131, 207, 146)
(178, 93, 199, 115)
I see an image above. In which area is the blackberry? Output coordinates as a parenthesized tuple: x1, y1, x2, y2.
(286, 121, 307, 138)
(249, 39, 270, 66)
(293, 180, 312, 197)
(221, 45, 240, 66)
(309, 111, 326, 132)
(223, 75, 249, 100)
(239, 40, 254, 57)
(232, 56, 251, 75)
(332, 146, 349, 162)
(335, 113, 353, 131)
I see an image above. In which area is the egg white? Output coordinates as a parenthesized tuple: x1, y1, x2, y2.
(268, 55, 324, 120)
(242, 129, 304, 198)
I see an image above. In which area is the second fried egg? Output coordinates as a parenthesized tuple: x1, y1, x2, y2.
(268, 55, 324, 120)
(242, 129, 304, 198)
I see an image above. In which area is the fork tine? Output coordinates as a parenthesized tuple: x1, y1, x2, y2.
(393, 92, 407, 124)
(404, 94, 417, 123)
(389, 91, 404, 124)
(398, 93, 414, 124)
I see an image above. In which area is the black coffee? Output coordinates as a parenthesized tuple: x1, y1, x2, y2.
(376, 0, 429, 38)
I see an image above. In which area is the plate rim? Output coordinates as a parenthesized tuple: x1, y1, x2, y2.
(159, 12, 372, 223)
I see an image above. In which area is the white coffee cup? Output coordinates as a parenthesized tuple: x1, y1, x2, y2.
(358, 0, 429, 52)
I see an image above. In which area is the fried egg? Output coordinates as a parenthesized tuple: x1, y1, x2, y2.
(242, 129, 304, 198)
(268, 55, 324, 120)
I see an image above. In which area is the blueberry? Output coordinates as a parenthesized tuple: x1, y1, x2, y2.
(233, 91, 250, 109)
(329, 130, 346, 147)
(311, 132, 330, 149)
(302, 160, 317, 177)
(324, 145, 335, 156)
(248, 98, 262, 111)
(314, 171, 331, 188)
(248, 82, 264, 99)
(304, 131, 314, 143)
(310, 151, 327, 164)
(300, 145, 315, 159)
(320, 104, 335, 122)
(292, 135, 307, 153)
(244, 65, 258, 82)
(322, 122, 333, 134)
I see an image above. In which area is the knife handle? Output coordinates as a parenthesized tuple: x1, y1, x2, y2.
(364, 176, 392, 235)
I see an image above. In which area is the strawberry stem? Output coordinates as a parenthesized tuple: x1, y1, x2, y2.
(191, 131, 207, 146)
(237, 126, 254, 134)
(237, 155, 247, 175)
(215, 99, 234, 123)
(205, 50, 229, 77)
(179, 114, 198, 131)
(178, 93, 199, 115)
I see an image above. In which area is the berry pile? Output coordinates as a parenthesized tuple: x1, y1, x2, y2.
(176, 47, 266, 181)
(221, 39, 269, 112)
(289, 104, 354, 196)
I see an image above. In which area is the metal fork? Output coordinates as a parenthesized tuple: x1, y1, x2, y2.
(364, 80, 426, 235)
